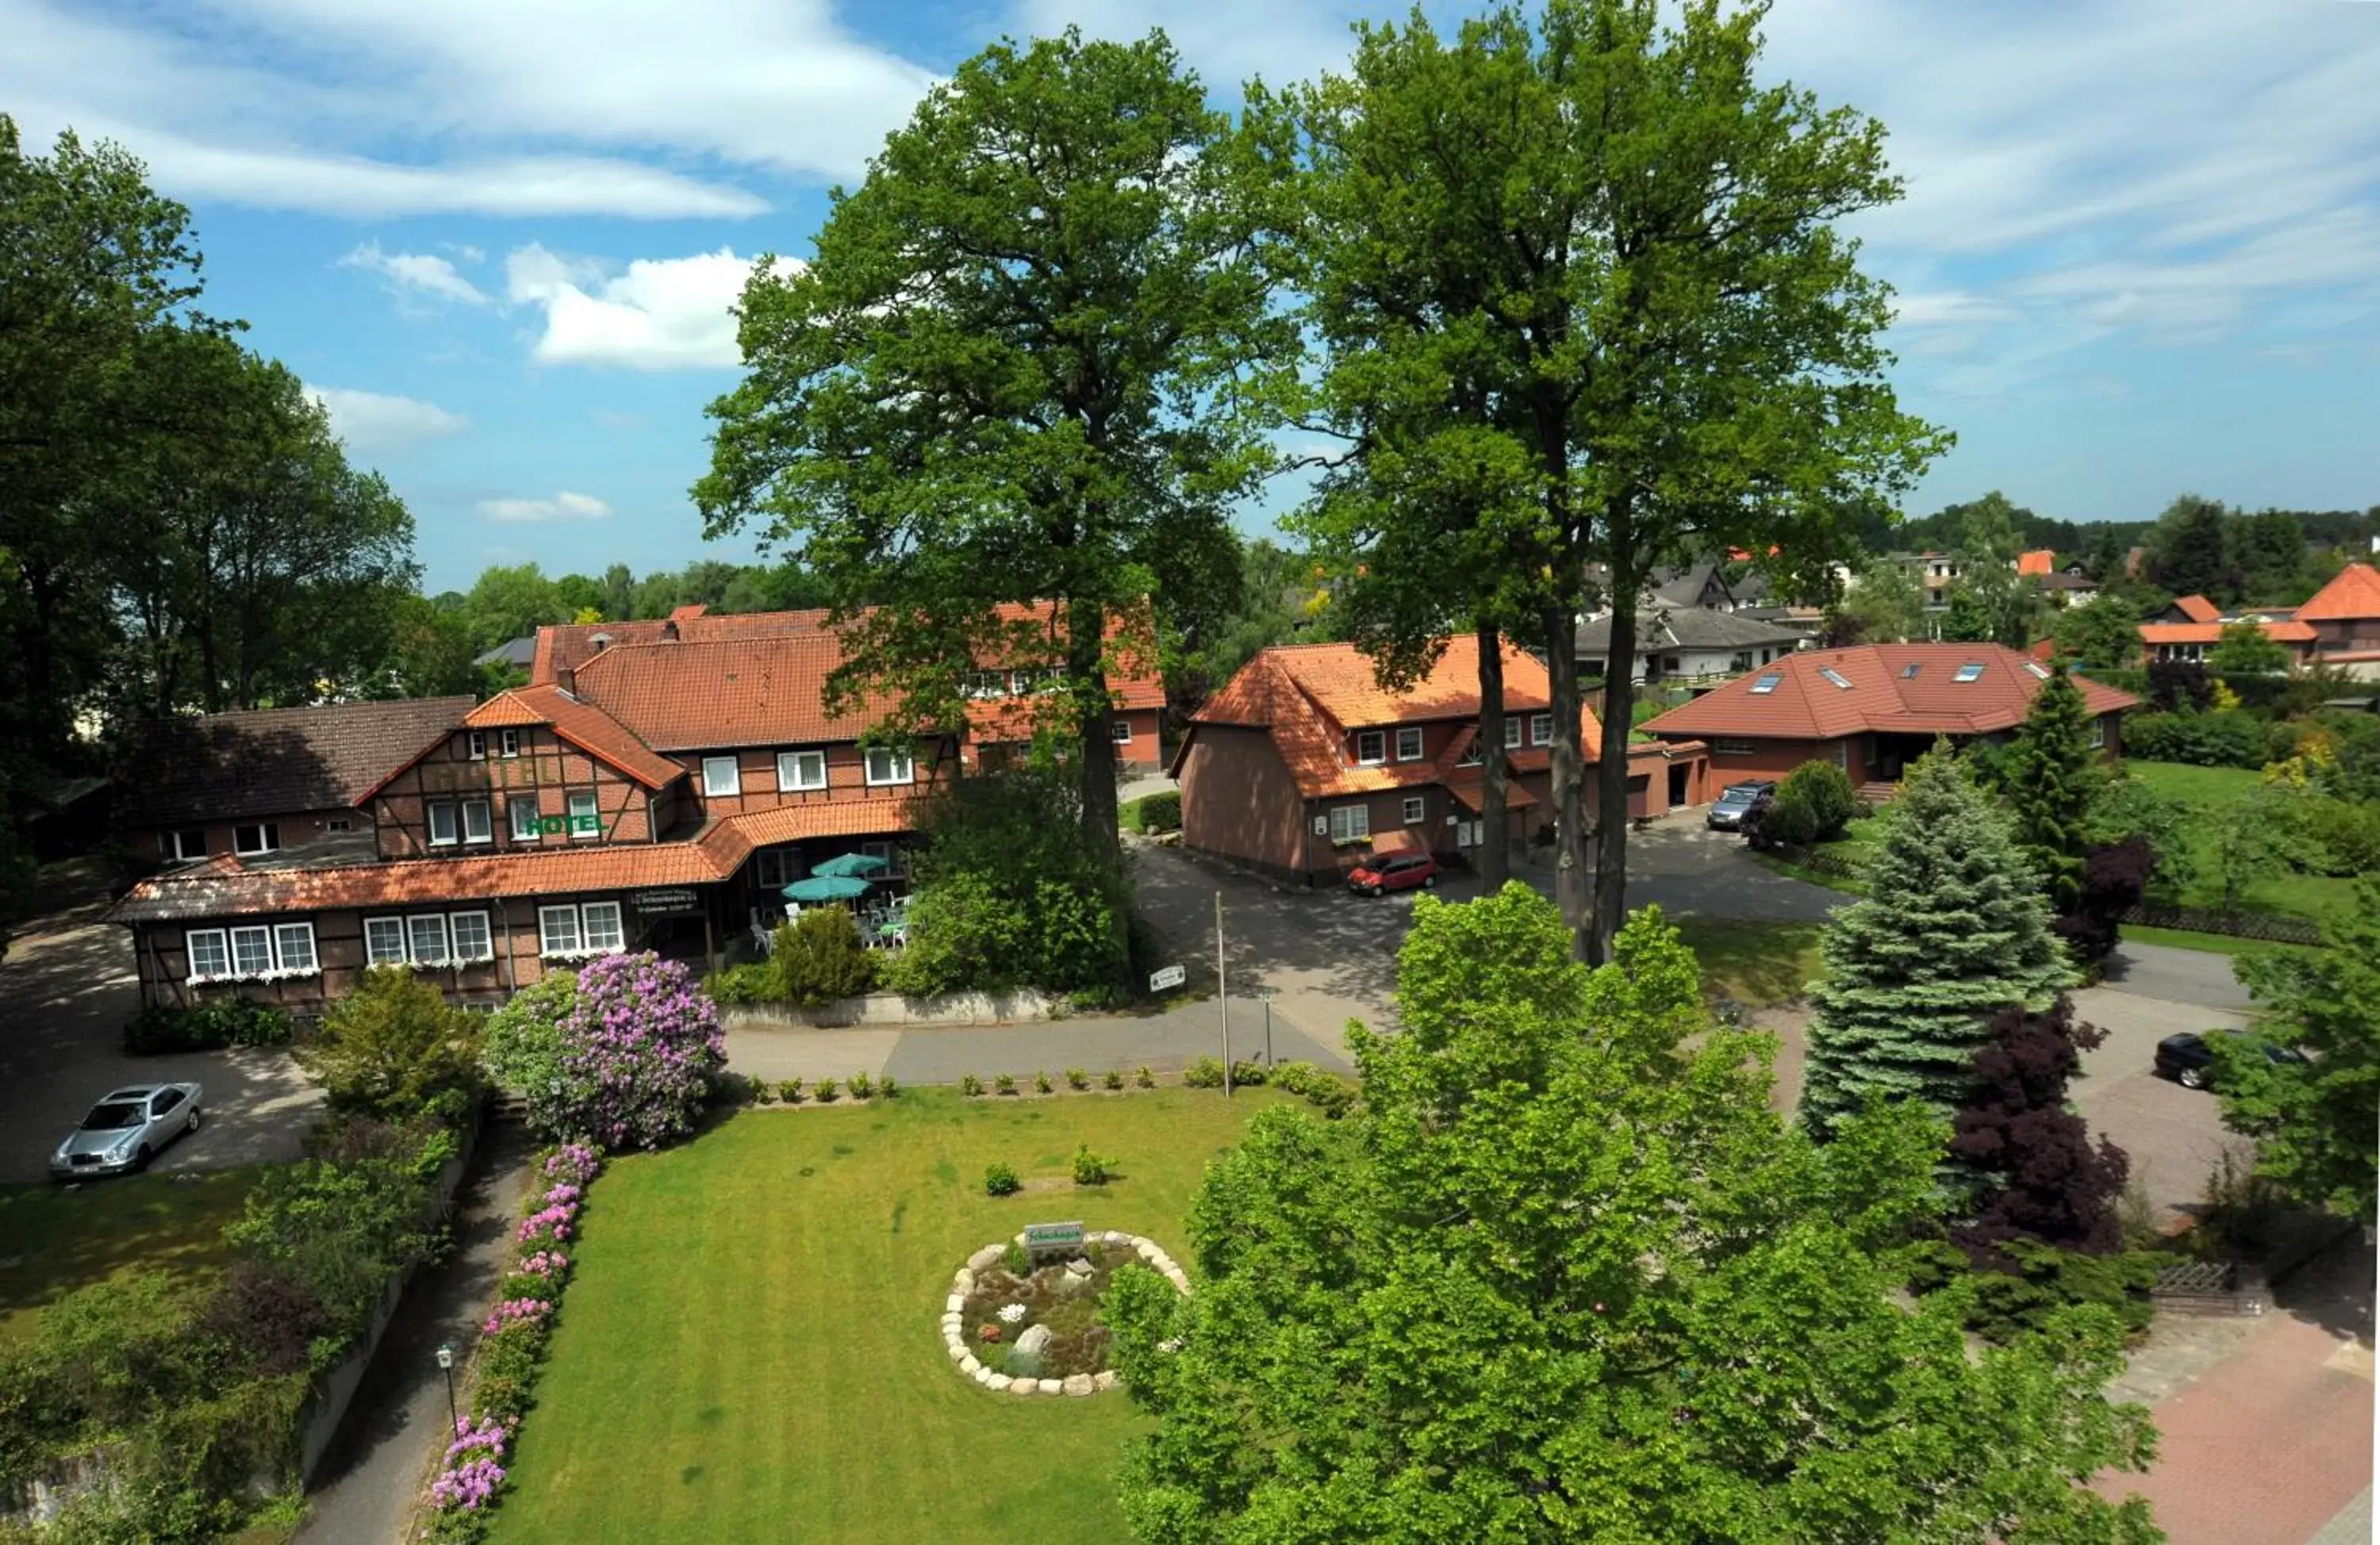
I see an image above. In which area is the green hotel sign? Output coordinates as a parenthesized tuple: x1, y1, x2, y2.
(537, 814, 602, 837)
(1023, 1221, 1086, 1257)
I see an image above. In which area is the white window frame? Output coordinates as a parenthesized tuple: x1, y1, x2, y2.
(510, 799, 542, 841)
(499, 728, 521, 758)
(1393, 726, 1424, 762)
(2089, 717, 2107, 748)
(233, 822, 279, 856)
(1355, 730, 1387, 766)
(1454, 818, 1484, 849)
(1503, 718, 1523, 749)
(860, 839, 909, 879)
(449, 911, 494, 963)
(272, 922, 317, 974)
(1327, 803, 1371, 843)
(168, 828, 206, 861)
(1458, 736, 1484, 767)
(364, 916, 408, 965)
(580, 902, 625, 953)
(777, 750, 827, 792)
(462, 798, 493, 845)
(1112, 719, 1134, 745)
(1402, 796, 1426, 825)
(1530, 712, 1553, 746)
(567, 791, 599, 840)
(228, 925, 274, 976)
(1834, 741, 1850, 771)
(186, 929, 230, 982)
(537, 906, 582, 956)
(703, 756, 742, 797)
(409, 914, 452, 967)
(864, 746, 914, 787)
(426, 801, 459, 847)
(466, 730, 487, 761)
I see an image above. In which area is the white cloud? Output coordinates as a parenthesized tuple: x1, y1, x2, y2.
(505, 244, 793, 370)
(476, 490, 615, 523)
(340, 241, 490, 306)
(0, 0, 934, 217)
(305, 385, 470, 453)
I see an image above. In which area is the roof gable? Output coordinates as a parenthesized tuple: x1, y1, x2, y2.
(2297, 562, 2380, 623)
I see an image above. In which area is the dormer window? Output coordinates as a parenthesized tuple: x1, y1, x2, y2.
(1355, 730, 1387, 765)
(466, 730, 486, 761)
(1749, 672, 1783, 695)
(1394, 726, 1424, 761)
(1955, 662, 1986, 683)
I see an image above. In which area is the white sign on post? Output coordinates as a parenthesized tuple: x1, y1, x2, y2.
(1148, 964, 1187, 992)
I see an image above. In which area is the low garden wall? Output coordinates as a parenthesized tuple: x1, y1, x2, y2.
(942, 1230, 1190, 1397)
(724, 988, 1057, 1030)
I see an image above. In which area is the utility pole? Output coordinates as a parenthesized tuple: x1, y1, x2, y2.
(1216, 890, 1231, 1096)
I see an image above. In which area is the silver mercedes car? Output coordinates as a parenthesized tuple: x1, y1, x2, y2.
(49, 1082, 203, 1180)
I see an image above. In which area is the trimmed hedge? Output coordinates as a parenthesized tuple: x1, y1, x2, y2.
(1138, 790, 1182, 833)
(122, 997, 294, 1054)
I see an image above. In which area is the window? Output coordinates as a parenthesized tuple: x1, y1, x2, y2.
(1901, 662, 1921, 680)
(325, 816, 353, 834)
(1327, 804, 1370, 843)
(864, 747, 914, 786)
(777, 750, 827, 792)
(409, 914, 452, 966)
(500, 728, 521, 757)
(580, 902, 625, 952)
(1954, 661, 1986, 683)
(860, 840, 909, 879)
(754, 847, 800, 888)
(1731, 651, 1754, 673)
(510, 799, 542, 841)
(467, 730, 487, 761)
(1818, 667, 1853, 690)
(229, 926, 274, 976)
(1112, 719, 1135, 744)
(1402, 796, 1426, 825)
(704, 756, 742, 797)
(273, 923, 317, 974)
(1530, 712, 1553, 746)
(2089, 717, 2107, 748)
(1457, 737, 1484, 767)
(1355, 730, 1387, 765)
(567, 791, 598, 839)
(426, 802, 459, 846)
(234, 822, 280, 855)
(1454, 818, 1483, 849)
(168, 829, 206, 861)
(365, 916, 408, 965)
(151, 1087, 185, 1117)
(1504, 718, 1523, 749)
(462, 798, 493, 845)
(1833, 742, 1849, 770)
(1749, 673, 1783, 695)
(186, 929, 229, 981)
(538, 906, 581, 956)
(449, 911, 494, 963)
(2023, 661, 2052, 680)
(1394, 726, 1424, 762)
(1711, 738, 1756, 756)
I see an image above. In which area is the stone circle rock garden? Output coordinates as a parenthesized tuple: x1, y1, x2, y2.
(940, 1229, 1189, 1397)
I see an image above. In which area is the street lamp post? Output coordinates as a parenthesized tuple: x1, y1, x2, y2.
(436, 1343, 458, 1434)
(1257, 987, 1276, 1069)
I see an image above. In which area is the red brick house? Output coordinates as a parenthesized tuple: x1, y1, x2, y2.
(2294, 562, 2380, 674)
(1171, 638, 1707, 886)
(1638, 642, 2135, 789)
(2136, 566, 2380, 673)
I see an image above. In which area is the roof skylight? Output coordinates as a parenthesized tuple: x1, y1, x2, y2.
(1818, 667, 1853, 690)
(2023, 661, 2052, 679)
(1901, 663, 1921, 679)
(1954, 662, 1986, 683)
(1749, 672, 1782, 695)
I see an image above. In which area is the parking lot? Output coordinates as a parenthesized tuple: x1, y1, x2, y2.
(0, 914, 322, 1187)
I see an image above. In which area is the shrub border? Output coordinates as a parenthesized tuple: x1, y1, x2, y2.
(941, 1231, 1188, 1397)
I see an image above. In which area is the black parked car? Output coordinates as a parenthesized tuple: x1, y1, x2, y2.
(1706, 780, 1776, 832)
(2154, 1030, 2307, 1091)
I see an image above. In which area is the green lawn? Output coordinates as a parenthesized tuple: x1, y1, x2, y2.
(489, 1089, 1288, 1545)
(2125, 761, 2359, 928)
(1672, 916, 1825, 1008)
(0, 1167, 263, 1340)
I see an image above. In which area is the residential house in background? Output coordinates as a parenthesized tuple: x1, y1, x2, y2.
(1638, 642, 2135, 794)
(1575, 605, 1807, 685)
(1171, 638, 1708, 886)
(2139, 591, 2319, 667)
(2294, 562, 2380, 677)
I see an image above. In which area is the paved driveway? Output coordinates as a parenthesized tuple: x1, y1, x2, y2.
(2069, 983, 2251, 1230)
(0, 915, 323, 1187)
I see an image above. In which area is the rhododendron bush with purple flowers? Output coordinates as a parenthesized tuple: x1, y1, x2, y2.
(487, 953, 724, 1152)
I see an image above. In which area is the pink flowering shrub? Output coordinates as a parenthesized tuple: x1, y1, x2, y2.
(532, 953, 724, 1152)
(516, 1250, 568, 1279)
(428, 1416, 509, 1530)
(545, 1144, 599, 1184)
(515, 1202, 577, 1245)
(482, 1298, 551, 1336)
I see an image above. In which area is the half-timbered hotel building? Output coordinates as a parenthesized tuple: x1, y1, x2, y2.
(110, 604, 1163, 1014)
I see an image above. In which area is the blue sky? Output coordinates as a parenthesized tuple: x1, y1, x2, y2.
(7, 0, 2376, 592)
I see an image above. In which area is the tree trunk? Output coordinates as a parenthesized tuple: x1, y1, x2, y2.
(1474, 620, 1508, 892)
(1589, 579, 1641, 965)
(1068, 594, 1121, 861)
(1543, 604, 1592, 960)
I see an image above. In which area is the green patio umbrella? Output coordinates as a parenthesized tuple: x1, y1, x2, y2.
(812, 852, 890, 879)
(781, 874, 873, 903)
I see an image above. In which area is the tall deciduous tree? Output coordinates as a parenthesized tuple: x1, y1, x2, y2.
(1938, 493, 2039, 649)
(2210, 880, 2380, 1225)
(1802, 746, 2074, 1135)
(2143, 493, 2236, 604)
(2207, 619, 2290, 674)
(697, 29, 1283, 856)
(1999, 663, 2104, 918)
(1821, 554, 1929, 646)
(2050, 590, 2144, 672)
(1107, 887, 2159, 1542)
(1258, 1, 1943, 960)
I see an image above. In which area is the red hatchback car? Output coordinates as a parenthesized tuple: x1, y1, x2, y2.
(1347, 852, 1440, 896)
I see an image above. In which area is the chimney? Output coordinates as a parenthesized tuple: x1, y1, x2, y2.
(556, 665, 577, 698)
(662, 619, 679, 642)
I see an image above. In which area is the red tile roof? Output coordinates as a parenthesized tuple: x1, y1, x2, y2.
(1639, 643, 2136, 742)
(2296, 562, 2380, 623)
(2171, 595, 2223, 623)
(2139, 620, 2317, 646)
(2016, 549, 2056, 577)
(570, 634, 912, 751)
(111, 798, 923, 922)
(357, 686, 682, 803)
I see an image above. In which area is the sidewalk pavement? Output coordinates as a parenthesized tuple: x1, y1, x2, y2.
(296, 1121, 534, 1545)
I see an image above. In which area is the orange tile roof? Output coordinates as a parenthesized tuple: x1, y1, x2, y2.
(571, 634, 908, 751)
(2296, 562, 2380, 623)
(2137, 619, 2317, 646)
(2017, 549, 2056, 577)
(1446, 773, 1537, 811)
(2171, 595, 2223, 623)
(471, 684, 684, 788)
(1640, 644, 2136, 742)
(111, 799, 923, 922)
